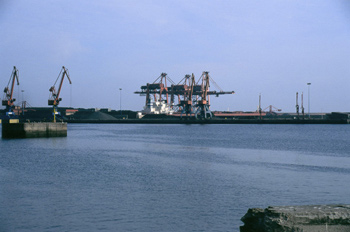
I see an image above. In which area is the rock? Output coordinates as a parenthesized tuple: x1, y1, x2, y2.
(240, 204, 350, 232)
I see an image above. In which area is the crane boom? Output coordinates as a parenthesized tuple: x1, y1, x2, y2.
(48, 66, 72, 123)
(56, 66, 72, 102)
(2, 66, 20, 110)
(48, 66, 72, 106)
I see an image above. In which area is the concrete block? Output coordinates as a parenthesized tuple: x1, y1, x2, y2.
(2, 122, 67, 138)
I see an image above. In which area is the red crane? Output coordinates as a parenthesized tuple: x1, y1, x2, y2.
(195, 71, 212, 119)
(2, 66, 20, 116)
(179, 73, 195, 117)
(142, 73, 175, 105)
(48, 66, 72, 122)
(171, 74, 191, 108)
(134, 71, 235, 118)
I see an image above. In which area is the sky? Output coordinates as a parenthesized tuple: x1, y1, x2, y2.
(1, 0, 350, 113)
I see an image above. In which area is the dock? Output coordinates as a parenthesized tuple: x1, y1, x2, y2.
(66, 118, 349, 124)
(2, 121, 67, 138)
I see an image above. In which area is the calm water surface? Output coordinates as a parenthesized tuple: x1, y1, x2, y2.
(1, 124, 350, 231)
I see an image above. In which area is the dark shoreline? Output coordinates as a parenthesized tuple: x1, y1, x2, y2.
(66, 118, 349, 124)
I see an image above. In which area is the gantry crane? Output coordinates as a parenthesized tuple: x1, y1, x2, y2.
(179, 73, 195, 117)
(135, 71, 235, 118)
(171, 74, 191, 109)
(195, 71, 212, 119)
(2, 66, 20, 117)
(141, 73, 175, 106)
(48, 66, 72, 122)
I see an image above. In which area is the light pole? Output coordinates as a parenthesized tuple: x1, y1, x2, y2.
(307, 83, 311, 119)
(119, 88, 122, 118)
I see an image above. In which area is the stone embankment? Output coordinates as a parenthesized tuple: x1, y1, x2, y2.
(240, 204, 350, 232)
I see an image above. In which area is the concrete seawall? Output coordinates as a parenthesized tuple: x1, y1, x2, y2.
(2, 122, 67, 138)
(240, 204, 350, 232)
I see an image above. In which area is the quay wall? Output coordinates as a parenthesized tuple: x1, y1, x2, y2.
(66, 118, 349, 124)
(2, 122, 67, 138)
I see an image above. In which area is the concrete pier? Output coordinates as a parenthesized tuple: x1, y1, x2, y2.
(240, 204, 350, 232)
(2, 122, 67, 138)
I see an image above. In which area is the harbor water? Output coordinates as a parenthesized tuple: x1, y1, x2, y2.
(1, 124, 350, 231)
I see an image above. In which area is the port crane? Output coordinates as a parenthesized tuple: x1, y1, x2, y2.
(135, 71, 235, 118)
(141, 73, 175, 106)
(2, 66, 20, 117)
(179, 73, 195, 117)
(48, 66, 72, 122)
(263, 105, 282, 113)
(171, 74, 191, 109)
(195, 71, 212, 119)
(296, 92, 300, 119)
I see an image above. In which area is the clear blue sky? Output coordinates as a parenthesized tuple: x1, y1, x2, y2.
(1, 0, 350, 112)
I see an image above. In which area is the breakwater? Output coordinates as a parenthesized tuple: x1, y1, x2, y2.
(240, 204, 350, 232)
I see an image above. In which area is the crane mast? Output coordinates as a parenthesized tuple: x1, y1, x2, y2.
(2, 66, 20, 116)
(48, 66, 72, 122)
(179, 73, 195, 117)
(195, 71, 212, 119)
